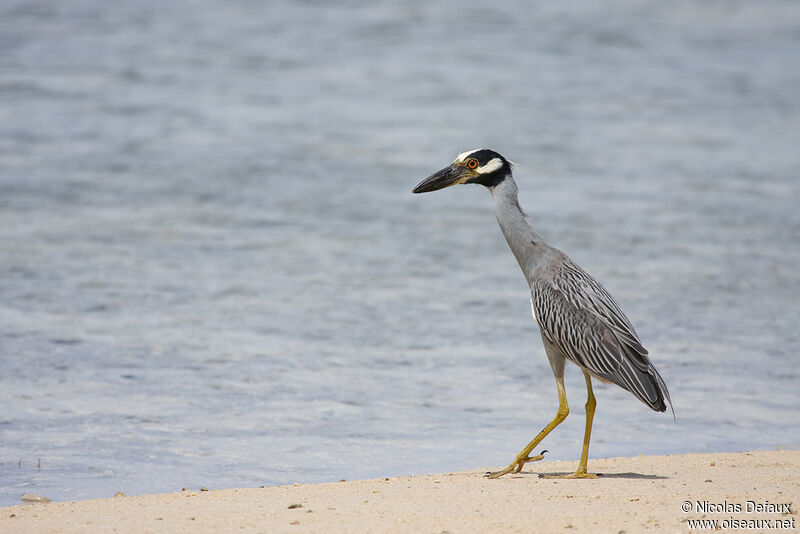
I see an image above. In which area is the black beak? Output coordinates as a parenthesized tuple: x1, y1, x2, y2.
(412, 164, 467, 194)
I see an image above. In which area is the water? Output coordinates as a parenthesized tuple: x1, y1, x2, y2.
(1, 0, 799, 506)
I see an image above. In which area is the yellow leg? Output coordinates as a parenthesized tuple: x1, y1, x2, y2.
(544, 371, 598, 479)
(486, 376, 569, 479)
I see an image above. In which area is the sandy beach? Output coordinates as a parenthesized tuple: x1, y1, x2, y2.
(2, 450, 797, 533)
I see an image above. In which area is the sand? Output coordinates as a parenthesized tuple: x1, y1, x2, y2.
(1, 450, 797, 533)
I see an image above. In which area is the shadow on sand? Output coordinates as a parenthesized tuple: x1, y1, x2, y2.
(529, 471, 669, 480)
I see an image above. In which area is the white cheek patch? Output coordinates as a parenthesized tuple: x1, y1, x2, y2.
(476, 157, 503, 174)
(454, 149, 482, 163)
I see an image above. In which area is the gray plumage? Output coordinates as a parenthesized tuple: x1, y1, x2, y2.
(413, 148, 672, 478)
(492, 168, 672, 414)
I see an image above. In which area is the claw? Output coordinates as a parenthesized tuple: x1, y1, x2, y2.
(485, 450, 549, 479)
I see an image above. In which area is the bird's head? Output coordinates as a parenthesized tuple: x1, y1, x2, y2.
(412, 148, 512, 194)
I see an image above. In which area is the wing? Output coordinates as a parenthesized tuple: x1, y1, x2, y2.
(531, 258, 671, 413)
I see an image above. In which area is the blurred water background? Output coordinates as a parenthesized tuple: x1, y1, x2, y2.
(1, 0, 799, 506)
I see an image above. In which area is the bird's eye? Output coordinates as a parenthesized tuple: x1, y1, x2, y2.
(466, 158, 479, 169)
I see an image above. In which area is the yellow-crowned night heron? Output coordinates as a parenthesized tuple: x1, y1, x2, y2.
(413, 149, 672, 479)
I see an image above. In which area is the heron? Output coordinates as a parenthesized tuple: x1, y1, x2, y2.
(412, 148, 672, 479)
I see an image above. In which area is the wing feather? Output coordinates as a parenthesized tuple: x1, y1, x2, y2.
(531, 259, 671, 412)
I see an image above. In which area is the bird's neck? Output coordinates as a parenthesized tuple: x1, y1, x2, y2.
(490, 175, 546, 274)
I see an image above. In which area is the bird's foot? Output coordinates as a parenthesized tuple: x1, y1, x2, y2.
(485, 450, 548, 479)
(539, 470, 600, 479)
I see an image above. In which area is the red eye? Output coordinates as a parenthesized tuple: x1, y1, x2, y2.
(467, 158, 478, 169)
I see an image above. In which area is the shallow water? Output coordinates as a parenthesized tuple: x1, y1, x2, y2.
(1, 0, 799, 506)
